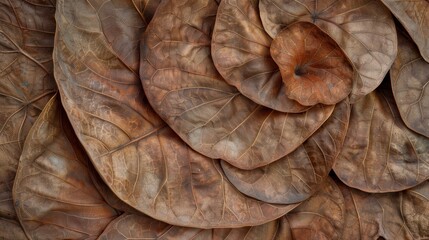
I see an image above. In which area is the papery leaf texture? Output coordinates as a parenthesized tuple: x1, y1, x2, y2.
(141, 0, 334, 170)
(334, 87, 429, 192)
(391, 30, 429, 138)
(221, 99, 350, 204)
(402, 180, 429, 239)
(0, 0, 56, 232)
(54, 0, 298, 228)
(211, 0, 309, 112)
(259, 0, 398, 102)
(13, 95, 118, 240)
(380, 0, 429, 62)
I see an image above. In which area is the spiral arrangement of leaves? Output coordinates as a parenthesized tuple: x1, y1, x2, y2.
(0, 0, 428, 239)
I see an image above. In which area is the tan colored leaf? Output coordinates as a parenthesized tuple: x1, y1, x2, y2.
(13, 95, 118, 239)
(335, 87, 429, 193)
(270, 22, 353, 106)
(337, 179, 414, 240)
(54, 0, 297, 228)
(380, 0, 429, 62)
(0, 218, 27, 240)
(211, 0, 308, 112)
(334, 88, 429, 192)
(284, 177, 345, 240)
(99, 213, 281, 240)
(221, 99, 350, 204)
(402, 181, 429, 239)
(141, 0, 334, 170)
(259, 0, 397, 102)
(0, 0, 56, 224)
(391, 30, 429, 138)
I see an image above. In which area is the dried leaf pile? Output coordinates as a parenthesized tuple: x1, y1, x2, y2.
(1, 0, 428, 239)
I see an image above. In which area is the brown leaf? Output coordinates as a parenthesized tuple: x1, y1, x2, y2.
(391, 30, 429, 138)
(334, 88, 429, 192)
(0, 0, 56, 224)
(221, 99, 350, 204)
(211, 0, 308, 112)
(380, 0, 429, 62)
(99, 213, 281, 240)
(270, 22, 353, 106)
(141, 0, 334, 170)
(13, 95, 118, 239)
(259, 0, 398, 102)
(337, 179, 414, 240)
(402, 180, 429, 239)
(284, 177, 345, 240)
(0, 218, 27, 240)
(54, 0, 297, 228)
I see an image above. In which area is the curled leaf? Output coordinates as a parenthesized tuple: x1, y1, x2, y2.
(334, 88, 429, 192)
(211, 0, 308, 112)
(270, 22, 353, 106)
(141, 0, 334, 170)
(13, 95, 118, 239)
(402, 181, 429, 239)
(0, 0, 56, 224)
(391, 31, 429, 138)
(54, 0, 297, 228)
(221, 100, 350, 204)
(337, 179, 414, 239)
(380, 0, 429, 62)
(259, 0, 398, 102)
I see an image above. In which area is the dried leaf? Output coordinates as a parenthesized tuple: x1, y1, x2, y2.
(99, 213, 281, 240)
(380, 0, 429, 62)
(0, 0, 56, 224)
(259, 0, 397, 102)
(284, 177, 345, 240)
(141, 0, 334, 170)
(391, 30, 429, 138)
(13, 95, 118, 239)
(211, 0, 308, 112)
(221, 100, 350, 204)
(334, 88, 429, 192)
(0, 218, 27, 240)
(402, 180, 429, 239)
(337, 179, 414, 240)
(54, 0, 297, 228)
(270, 22, 353, 106)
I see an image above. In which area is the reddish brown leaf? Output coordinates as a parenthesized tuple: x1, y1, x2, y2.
(0, 218, 26, 240)
(270, 22, 353, 106)
(334, 88, 429, 192)
(211, 0, 308, 112)
(141, 0, 334, 170)
(0, 0, 56, 225)
(54, 0, 297, 228)
(284, 177, 345, 240)
(337, 179, 414, 240)
(13, 95, 118, 239)
(391, 31, 429, 138)
(259, 0, 398, 102)
(99, 213, 281, 240)
(402, 180, 429, 239)
(221, 99, 350, 204)
(380, 0, 429, 62)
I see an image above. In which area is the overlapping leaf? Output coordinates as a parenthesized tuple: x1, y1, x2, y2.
(141, 0, 334, 170)
(380, 0, 429, 62)
(13, 95, 118, 239)
(0, 0, 57, 229)
(391, 31, 429, 138)
(334, 88, 429, 192)
(54, 0, 297, 228)
(259, 0, 398, 102)
(221, 100, 349, 204)
(338, 179, 414, 239)
(211, 0, 308, 112)
(402, 181, 429, 239)
(0, 218, 26, 240)
(270, 22, 353, 106)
